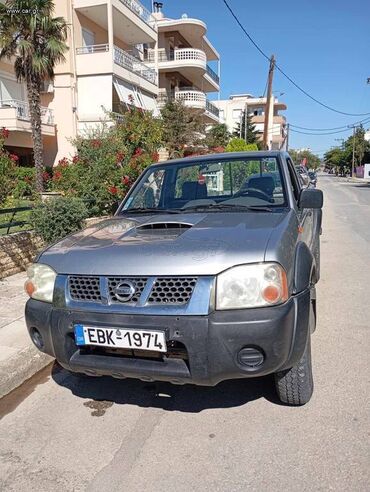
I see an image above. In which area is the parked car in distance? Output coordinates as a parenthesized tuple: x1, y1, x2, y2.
(25, 151, 323, 406)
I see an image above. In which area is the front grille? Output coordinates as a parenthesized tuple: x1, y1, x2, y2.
(148, 277, 197, 304)
(108, 277, 147, 303)
(68, 276, 198, 306)
(69, 276, 101, 302)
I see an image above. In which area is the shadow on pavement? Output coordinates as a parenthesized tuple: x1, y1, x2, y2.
(51, 362, 282, 413)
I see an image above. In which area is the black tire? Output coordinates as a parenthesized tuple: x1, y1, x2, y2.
(274, 335, 314, 406)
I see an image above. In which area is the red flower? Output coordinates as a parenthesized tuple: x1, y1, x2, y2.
(9, 153, 19, 162)
(108, 186, 118, 194)
(121, 175, 130, 186)
(58, 157, 69, 168)
(53, 170, 62, 181)
(1, 127, 10, 139)
(213, 146, 225, 153)
(91, 139, 102, 149)
(116, 151, 125, 164)
(134, 147, 143, 157)
(42, 171, 50, 182)
(72, 155, 80, 164)
(151, 152, 159, 162)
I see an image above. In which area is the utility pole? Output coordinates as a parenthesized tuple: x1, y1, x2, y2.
(351, 126, 356, 177)
(263, 55, 275, 150)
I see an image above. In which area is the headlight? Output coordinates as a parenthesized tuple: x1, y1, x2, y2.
(24, 264, 57, 303)
(216, 263, 288, 310)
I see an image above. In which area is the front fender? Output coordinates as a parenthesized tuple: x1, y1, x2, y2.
(293, 241, 314, 293)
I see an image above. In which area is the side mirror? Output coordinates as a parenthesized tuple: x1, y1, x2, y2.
(298, 188, 323, 209)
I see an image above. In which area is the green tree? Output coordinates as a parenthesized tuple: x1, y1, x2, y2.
(226, 138, 258, 152)
(342, 126, 370, 171)
(0, 0, 68, 192)
(161, 100, 205, 159)
(205, 123, 230, 149)
(289, 149, 321, 170)
(233, 111, 260, 146)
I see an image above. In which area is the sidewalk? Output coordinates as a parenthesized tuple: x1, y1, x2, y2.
(0, 272, 52, 398)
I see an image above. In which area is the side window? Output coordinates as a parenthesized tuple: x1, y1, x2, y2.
(286, 158, 301, 202)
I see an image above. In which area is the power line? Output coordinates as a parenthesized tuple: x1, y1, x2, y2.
(222, 0, 370, 117)
(290, 116, 370, 132)
(289, 127, 354, 136)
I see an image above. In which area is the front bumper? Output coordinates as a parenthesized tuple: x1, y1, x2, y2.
(25, 289, 311, 386)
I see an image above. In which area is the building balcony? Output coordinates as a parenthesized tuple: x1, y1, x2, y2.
(0, 100, 55, 136)
(273, 115, 287, 125)
(145, 48, 219, 92)
(158, 89, 219, 123)
(74, 0, 156, 43)
(75, 44, 157, 94)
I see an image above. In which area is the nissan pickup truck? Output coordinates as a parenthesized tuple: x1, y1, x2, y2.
(25, 151, 323, 406)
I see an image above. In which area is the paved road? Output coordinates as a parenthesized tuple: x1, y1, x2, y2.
(1, 175, 369, 492)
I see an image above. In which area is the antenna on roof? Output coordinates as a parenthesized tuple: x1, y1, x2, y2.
(153, 2, 163, 13)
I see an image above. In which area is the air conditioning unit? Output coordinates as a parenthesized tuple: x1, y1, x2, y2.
(40, 81, 54, 93)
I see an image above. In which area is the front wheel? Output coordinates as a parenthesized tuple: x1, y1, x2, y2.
(274, 335, 314, 406)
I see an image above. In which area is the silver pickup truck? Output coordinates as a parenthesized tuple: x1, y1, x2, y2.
(25, 151, 323, 405)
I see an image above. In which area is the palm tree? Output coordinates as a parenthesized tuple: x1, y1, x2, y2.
(0, 0, 68, 192)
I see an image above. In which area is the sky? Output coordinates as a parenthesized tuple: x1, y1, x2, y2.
(145, 0, 370, 156)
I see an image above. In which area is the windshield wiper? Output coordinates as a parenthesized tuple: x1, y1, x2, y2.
(121, 207, 181, 215)
(181, 204, 274, 212)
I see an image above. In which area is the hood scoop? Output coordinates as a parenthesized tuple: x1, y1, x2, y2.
(136, 222, 192, 231)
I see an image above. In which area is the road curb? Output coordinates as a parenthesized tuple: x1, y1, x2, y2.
(0, 344, 53, 399)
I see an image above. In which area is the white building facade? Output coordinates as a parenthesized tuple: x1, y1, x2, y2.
(0, 0, 220, 166)
(214, 93, 287, 150)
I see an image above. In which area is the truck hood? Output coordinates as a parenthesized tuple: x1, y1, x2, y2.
(39, 212, 289, 276)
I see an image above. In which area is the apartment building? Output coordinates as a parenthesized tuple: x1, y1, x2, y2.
(0, 0, 220, 166)
(0, 45, 55, 166)
(145, 2, 220, 124)
(214, 94, 287, 150)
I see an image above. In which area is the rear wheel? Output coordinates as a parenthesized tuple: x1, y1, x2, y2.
(274, 335, 314, 406)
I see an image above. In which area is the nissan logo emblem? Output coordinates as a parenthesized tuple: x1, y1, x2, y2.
(114, 280, 136, 302)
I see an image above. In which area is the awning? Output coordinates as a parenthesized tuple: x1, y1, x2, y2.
(139, 90, 159, 116)
(113, 77, 137, 107)
(113, 77, 159, 115)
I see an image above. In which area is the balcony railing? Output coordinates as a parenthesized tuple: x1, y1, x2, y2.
(75, 44, 157, 85)
(76, 44, 109, 54)
(158, 90, 219, 119)
(206, 64, 220, 84)
(0, 99, 54, 125)
(206, 100, 220, 118)
(145, 48, 207, 64)
(113, 46, 157, 85)
(119, 0, 155, 29)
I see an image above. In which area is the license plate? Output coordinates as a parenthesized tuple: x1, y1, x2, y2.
(74, 324, 167, 352)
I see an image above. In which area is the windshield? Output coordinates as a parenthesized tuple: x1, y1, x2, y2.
(121, 157, 287, 213)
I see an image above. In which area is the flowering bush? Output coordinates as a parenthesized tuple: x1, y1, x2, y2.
(50, 106, 163, 215)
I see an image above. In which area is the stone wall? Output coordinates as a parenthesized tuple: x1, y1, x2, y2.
(0, 231, 44, 279)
